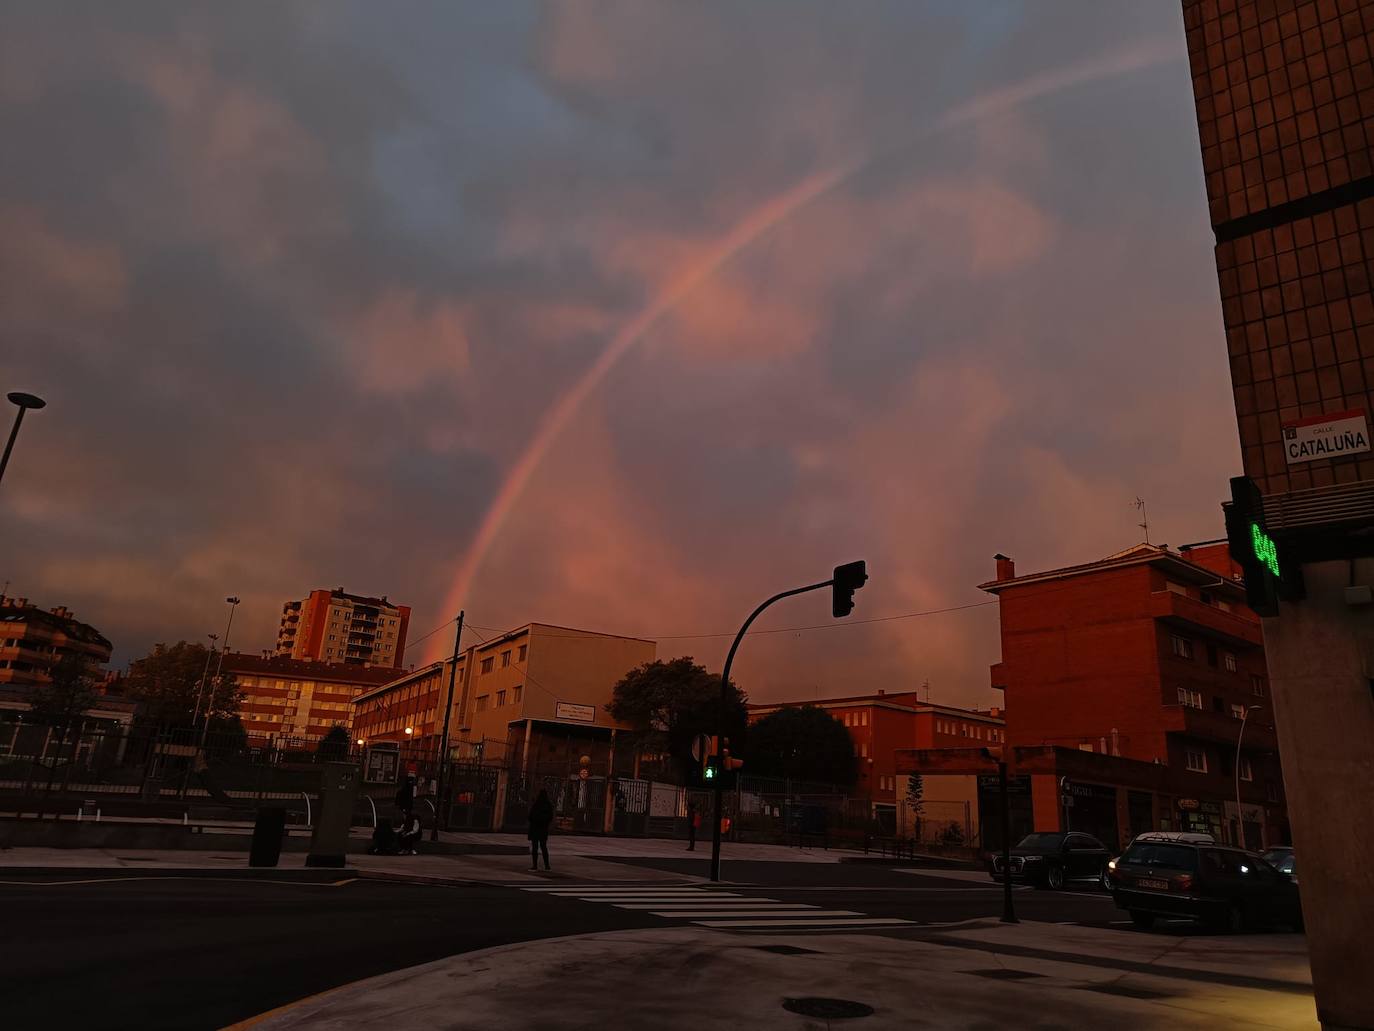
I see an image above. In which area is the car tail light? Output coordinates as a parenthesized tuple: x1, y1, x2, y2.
(1173, 873, 1194, 892)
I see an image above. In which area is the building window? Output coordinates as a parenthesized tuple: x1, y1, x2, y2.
(1239, 757, 1254, 782)
(1250, 674, 1266, 697)
(513, 685, 522, 704)
(501, 650, 511, 668)
(1177, 687, 1203, 709)
(518, 645, 528, 662)
(1224, 652, 1237, 673)
(860, 743, 868, 758)
(1230, 703, 1245, 720)
(1170, 635, 1193, 659)
(1267, 781, 1280, 803)
(860, 711, 868, 727)
(1205, 643, 1218, 667)
(496, 690, 506, 707)
(475, 695, 489, 713)
(1078, 742, 1094, 752)
(481, 657, 494, 674)
(1185, 748, 1208, 773)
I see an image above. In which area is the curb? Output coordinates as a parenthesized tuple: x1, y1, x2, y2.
(0, 866, 356, 883)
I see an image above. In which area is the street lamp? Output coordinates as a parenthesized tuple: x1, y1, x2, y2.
(1235, 704, 1263, 847)
(198, 597, 240, 752)
(0, 392, 47, 488)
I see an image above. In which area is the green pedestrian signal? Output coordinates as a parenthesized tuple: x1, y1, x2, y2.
(1225, 476, 1300, 616)
(1250, 522, 1280, 578)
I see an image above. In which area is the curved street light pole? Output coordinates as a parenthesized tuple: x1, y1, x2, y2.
(0, 392, 47, 488)
(200, 597, 240, 750)
(1234, 704, 1262, 848)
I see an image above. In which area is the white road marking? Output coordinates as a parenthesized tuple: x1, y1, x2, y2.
(694, 917, 913, 929)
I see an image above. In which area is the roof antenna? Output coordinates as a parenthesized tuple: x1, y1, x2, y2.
(1133, 497, 1150, 544)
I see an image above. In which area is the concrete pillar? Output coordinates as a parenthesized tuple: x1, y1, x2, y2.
(520, 718, 533, 777)
(1263, 559, 1374, 1030)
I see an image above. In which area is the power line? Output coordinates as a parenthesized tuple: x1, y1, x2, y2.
(464, 599, 999, 643)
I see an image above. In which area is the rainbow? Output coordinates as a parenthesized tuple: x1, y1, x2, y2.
(430, 38, 1183, 656)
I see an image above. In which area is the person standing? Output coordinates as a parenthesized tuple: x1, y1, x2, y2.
(528, 788, 553, 870)
(686, 798, 699, 851)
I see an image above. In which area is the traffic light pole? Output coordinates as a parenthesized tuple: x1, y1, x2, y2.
(710, 579, 834, 883)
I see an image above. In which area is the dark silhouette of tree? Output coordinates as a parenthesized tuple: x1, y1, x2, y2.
(606, 657, 747, 782)
(27, 654, 98, 740)
(124, 641, 241, 732)
(319, 724, 351, 761)
(746, 705, 856, 788)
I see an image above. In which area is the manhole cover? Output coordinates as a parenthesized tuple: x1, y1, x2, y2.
(782, 998, 874, 1019)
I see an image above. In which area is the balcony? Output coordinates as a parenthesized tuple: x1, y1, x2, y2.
(1149, 591, 1262, 649)
(1162, 704, 1279, 752)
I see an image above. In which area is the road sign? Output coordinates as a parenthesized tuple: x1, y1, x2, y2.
(691, 733, 711, 763)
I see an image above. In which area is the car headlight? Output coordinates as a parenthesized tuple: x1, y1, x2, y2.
(1107, 859, 1116, 870)
(1023, 855, 1042, 862)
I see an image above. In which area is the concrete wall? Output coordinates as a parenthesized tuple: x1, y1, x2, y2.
(1264, 559, 1374, 1031)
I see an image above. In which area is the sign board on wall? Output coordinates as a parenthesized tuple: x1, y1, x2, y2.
(363, 743, 400, 784)
(1281, 409, 1371, 464)
(555, 702, 596, 723)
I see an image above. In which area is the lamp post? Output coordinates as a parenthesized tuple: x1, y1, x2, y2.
(0, 392, 47, 488)
(199, 597, 240, 752)
(1235, 704, 1262, 848)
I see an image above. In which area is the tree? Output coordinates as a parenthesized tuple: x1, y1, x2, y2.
(746, 705, 856, 788)
(27, 654, 98, 741)
(319, 724, 351, 761)
(606, 657, 747, 782)
(124, 640, 241, 732)
(905, 773, 925, 814)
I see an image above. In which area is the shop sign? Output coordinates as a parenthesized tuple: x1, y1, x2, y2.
(1177, 798, 1200, 811)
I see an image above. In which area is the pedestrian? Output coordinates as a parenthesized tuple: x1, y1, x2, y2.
(528, 788, 553, 871)
(395, 773, 415, 822)
(686, 798, 700, 851)
(397, 811, 422, 855)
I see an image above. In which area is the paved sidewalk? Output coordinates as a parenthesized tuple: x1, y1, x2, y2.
(240, 921, 1318, 1030)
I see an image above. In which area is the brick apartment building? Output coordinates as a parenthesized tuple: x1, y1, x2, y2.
(0, 595, 112, 688)
(352, 622, 654, 771)
(947, 542, 1289, 850)
(222, 653, 399, 742)
(275, 588, 411, 668)
(747, 693, 1005, 830)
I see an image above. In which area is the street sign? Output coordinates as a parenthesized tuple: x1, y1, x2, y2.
(1281, 409, 1370, 465)
(555, 702, 596, 723)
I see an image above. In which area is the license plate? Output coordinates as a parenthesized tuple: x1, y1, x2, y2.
(1136, 878, 1169, 891)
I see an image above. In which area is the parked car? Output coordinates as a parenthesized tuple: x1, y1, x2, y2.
(1262, 846, 1297, 882)
(1104, 831, 1216, 891)
(1107, 838, 1302, 932)
(988, 831, 1112, 890)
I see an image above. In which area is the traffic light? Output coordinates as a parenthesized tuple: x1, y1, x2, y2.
(721, 737, 744, 774)
(1225, 475, 1301, 616)
(703, 734, 720, 781)
(832, 560, 868, 618)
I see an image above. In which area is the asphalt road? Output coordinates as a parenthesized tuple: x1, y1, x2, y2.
(0, 862, 1140, 1028)
(0, 875, 649, 1030)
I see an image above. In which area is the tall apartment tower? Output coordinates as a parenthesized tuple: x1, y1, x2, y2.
(1182, 3, 1374, 1027)
(275, 588, 410, 668)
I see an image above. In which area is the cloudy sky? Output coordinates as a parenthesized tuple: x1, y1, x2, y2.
(0, 3, 1236, 708)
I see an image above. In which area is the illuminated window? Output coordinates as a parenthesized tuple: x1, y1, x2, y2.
(1185, 749, 1208, 773)
(1230, 703, 1245, 720)
(1177, 688, 1203, 709)
(860, 711, 868, 727)
(1239, 758, 1254, 782)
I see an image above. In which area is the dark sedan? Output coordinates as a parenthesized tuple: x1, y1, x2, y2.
(1108, 839, 1302, 932)
(988, 831, 1112, 890)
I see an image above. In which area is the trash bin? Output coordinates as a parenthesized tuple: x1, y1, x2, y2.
(250, 806, 287, 868)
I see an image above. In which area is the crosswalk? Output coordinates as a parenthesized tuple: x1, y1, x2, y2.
(519, 884, 915, 933)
